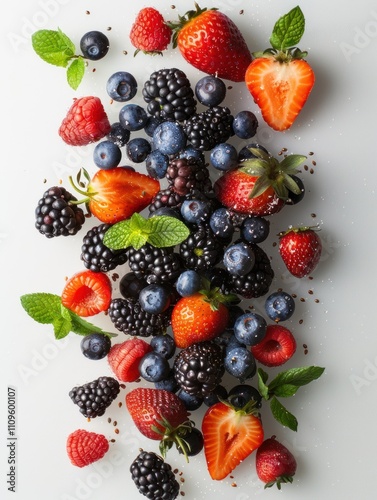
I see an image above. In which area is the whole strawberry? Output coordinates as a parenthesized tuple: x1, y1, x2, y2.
(130, 7, 172, 55)
(59, 96, 111, 146)
(256, 436, 297, 489)
(279, 226, 322, 278)
(169, 3, 252, 82)
(66, 429, 109, 467)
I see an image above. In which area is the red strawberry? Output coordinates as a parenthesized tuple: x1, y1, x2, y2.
(61, 270, 112, 317)
(169, 4, 252, 82)
(213, 146, 306, 217)
(202, 400, 264, 480)
(171, 285, 234, 349)
(256, 436, 297, 489)
(279, 226, 322, 278)
(125, 387, 188, 443)
(59, 96, 111, 146)
(66, 429, 109, 467)
(245, 6, 315, 131)
(251, 324, 296, 367)
(108, 338, 152, 382)
(70, 167, 160, 224)
(130, 7, 172, 55)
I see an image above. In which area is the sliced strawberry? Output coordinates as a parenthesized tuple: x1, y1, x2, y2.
(66, 429, 109, 467)
(251, 324, 296, 367)
(202, 401, 264, 480)
(130, 7, 172, 54)
(61, 270, 112, 317)
(59, 96, 111, 146)
(108, 338, 152, 382)
(256, 436, 297, 489)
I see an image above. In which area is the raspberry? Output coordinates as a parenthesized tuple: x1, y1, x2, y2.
(66, 429, 109, 467)
(108, 338, 153, 382)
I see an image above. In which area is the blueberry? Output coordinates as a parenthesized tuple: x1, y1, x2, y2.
(106, 71, 137, 102)
(139, 284, 171, 314)
(80, 333, 111, 360)
(195, 75, 227, 107)
(139, 352, 170, 383)
(224, 334, 246, 356)
(203, 385, 228, 407)
(153, 121, 187, 156)
(175, 270, 202, 297)
(93, 140, 122, 169)
(226, 305, 245, 330)
(286, 175, 306, 205)
(180, 198, 211, 224)
(154, 373, 180, 393)
(209, 208, 235, 240)
(178, 146, 205, 164)
(119, 272, 147, 300)
(177, 427, 204, 456)
(119, 103, 148, 131)
(145, 150, 169, 179)
(228, 384, 262, 409)
(265, 291, 295, 322)
(80, 31, 109, 60)
(224, 347, 256, 381)
(233, 110, 258, 139)
(238, 143, 269, 162)
(126, 137, 151, 163)
(150, 334, 176, 360)
(241, 216, 270, 244)
(233, 312, 267, 346)
(210, 143, 238, 171)
(144, 116, 165, 137)
(107, 122, 130, 147)
(178, 390, 203, 411)
(223, 242, 255, 276)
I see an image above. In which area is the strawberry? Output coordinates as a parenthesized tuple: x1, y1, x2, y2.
(169, 4, 252, 82)
(61, 270, 112, 317)
(256, 436, 297, 489)
(245, 6, 315, 131)
(129, 7, 172, 55)
(202, 400, 264, 480)
(251, 324, 296, 367)
(58, 96, 111, 146)
(171, 283, 235, 349)
(66, 429, 109, 467)
(108, 338, 152, 382)
(70, 167, 160, 224)
(279, 226, 322, 278)
(213, 146, 306, 217)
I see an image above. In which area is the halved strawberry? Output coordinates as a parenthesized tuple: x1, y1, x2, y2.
(108, 338, 152, 382)
(67, 429, 109, 467)
(70, 167, 160, 224)
(251, 324, 296, 367)
(61, 270, 112, 317)
(202, 400, 264, 480)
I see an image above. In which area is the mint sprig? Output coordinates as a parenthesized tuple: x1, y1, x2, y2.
(270, 6, 305, 51)
(31, 29, 86, 90)
(258, 366, 325, 431)
(103, 213, 190, 251)
(20, 293, 117, 340)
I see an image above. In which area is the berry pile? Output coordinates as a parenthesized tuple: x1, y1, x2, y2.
(24, 4, 326, 498)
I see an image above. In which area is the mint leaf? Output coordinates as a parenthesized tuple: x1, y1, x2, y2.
(20, 293, 62, 323)
(270, 396, 298, 431)
(32, 28, 75, 67)
(67, 57, 85, 90)
(67, 309, 117, 337)
(104, 213, 190, 250)
(52, 315, 72, 340)
(257, 367, 270, 400)
(268, 366, 325, 393)
(272, 384, 299, 398)
(270, 6, 305, 51)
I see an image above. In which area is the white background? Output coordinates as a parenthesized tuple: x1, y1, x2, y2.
(2, 0, 377, 499)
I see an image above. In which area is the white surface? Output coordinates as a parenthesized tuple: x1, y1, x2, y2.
(2, 0, 377, 498)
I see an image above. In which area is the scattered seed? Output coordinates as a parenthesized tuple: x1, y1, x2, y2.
(114, 428, 119, 434)
(107, 27, 112, 31)
(304, 164, 309, 171)
(180, 492, 185, 497)
(315, 298, 320, 303)
(312, 160, 317, 166)
(85, 10, 90, 15)
(299, 319, 304, 324)
(239, 10, 244, 14)
(308, 289, 314, 295)
(300, 297, 305, 302)
(107, 417, 112, 423)
(231, 482, 237, 487)
(292, 293, 297, 298)
(304, 348, 308, 355)
(171, 5, 176, 9)
(123, 50, 128, 55)
(113, 420, 118, 426)
(310, 168, 314, 174)
(118, 402, 122, 408)
(120, 384, 126, 389)
(308, 151, 314, 155)
(227, 85, 233, 90)
(110, 438, 116, 443)
(180, 477, 185, 483)
(92, 68, 96, 73)
(311, 213, 317, 218)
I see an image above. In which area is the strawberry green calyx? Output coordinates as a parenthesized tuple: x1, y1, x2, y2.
(240, 147, 306, 201)
(151, 416, 195, 462)
(265, 474, 294, 490)
(278, 225, 321, 238)
(168, 2, 218, 47)
(198, 279, 239, 311)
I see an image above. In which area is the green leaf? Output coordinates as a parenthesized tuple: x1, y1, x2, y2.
(270, 396, 298, 431)
(272, 384, 300, 398)
(270, 6, 305, 51)
(147, 216, 190, 248)
(279, 154, 307, 173)
(269, 366, 325, 393)
(257, 368, 270, 400)
(52, 315, 72, 340)
(31, 28, 75, 67)
(67, 57, 85, 90)
(20, 293, 62, 324)
(67, 309, 117, 337)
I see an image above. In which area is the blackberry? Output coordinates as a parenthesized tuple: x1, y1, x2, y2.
(69, 376, 120, 418)
(35, 186, 85, 238)
(183, 106, 234, 151)
(174, 341, 224, 397)
(229, 243, 274, 298)
(142, 68, 197, 122)
(130, 450, 180, 500)
(165, 156, 212, 196)
(148, 187, 186, 214)
(127, 243, 183, 284)
(108, 297, 170, 337)
(80, 223, 128, 272)
(179, 224, 225, 271)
